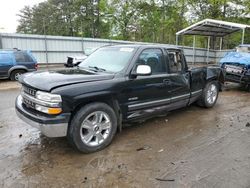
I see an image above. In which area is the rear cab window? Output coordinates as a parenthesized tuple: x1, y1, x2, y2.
(165, 49, 186, 73)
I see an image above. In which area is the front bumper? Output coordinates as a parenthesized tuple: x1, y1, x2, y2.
(15, 95, 71, 137)
(224, 72, 250, 84)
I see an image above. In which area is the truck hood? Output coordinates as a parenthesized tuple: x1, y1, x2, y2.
(219, 52, 250, 66)
(19, 68, 115, 91)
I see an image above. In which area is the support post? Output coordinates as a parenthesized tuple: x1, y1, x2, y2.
(206, 36, 210, 64)
(176, 35, 178, 46)
(241, 28, 245, 45)
(219, 37, 223, 51)
(192, 35, 196, 65)
(0, 33, 2, 49)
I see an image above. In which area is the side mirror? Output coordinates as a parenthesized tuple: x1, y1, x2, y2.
(133, 65, 151, 76)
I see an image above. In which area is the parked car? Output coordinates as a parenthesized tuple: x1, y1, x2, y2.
(16, 45, 224, 153)
(0, 49, 37, 80)
(64, 55, 88, 67)
(219, 44, 250, 87)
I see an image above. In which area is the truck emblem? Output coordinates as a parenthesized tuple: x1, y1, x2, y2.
(128, 97, 138, 101)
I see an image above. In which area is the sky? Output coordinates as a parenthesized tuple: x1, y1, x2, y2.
(0, 0, 45, 33)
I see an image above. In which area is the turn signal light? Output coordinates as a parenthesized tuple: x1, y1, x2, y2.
(35, 104, 62, 115)
(48, 108, 62, 115)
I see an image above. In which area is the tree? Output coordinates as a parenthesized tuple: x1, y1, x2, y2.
(17, 6, 35, 34)
(16, 0, 250, 47)
(105, 0, 140, 40)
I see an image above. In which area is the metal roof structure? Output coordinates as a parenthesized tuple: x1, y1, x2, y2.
(176, 19, 250, 64)
(176, 19, 250, 37)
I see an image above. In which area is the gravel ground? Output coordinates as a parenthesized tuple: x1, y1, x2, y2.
(0, 83, 249, 188)
(0, 80, 21, 91)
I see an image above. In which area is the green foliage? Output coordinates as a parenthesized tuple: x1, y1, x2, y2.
(16, 0, 250, 48)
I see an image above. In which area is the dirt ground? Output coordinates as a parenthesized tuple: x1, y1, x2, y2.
(0, 82, 249, 188)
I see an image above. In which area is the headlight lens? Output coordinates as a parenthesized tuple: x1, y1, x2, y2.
(36, 91, 62, 103)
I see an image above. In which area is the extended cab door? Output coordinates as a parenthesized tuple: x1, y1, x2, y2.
(164, 49, 190, 109)
(0, 53, 14, 77)
(123, 48, 172, 120)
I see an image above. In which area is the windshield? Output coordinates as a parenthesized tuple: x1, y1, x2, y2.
(79, 46, 135, 72)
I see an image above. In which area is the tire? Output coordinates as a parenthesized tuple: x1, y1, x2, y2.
(240, 83, 250, 91)
(67, 102, 117, 153)
(197, 81, 219, 108)
(10, 70, 25, 81)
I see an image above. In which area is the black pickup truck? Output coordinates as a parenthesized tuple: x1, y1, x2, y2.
(16, 45, 224, 153)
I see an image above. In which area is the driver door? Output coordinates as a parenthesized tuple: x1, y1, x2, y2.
(122, 48, 172, 120)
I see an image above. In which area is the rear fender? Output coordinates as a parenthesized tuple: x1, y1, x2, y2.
(8, 66, 28, 77)
(206, 67, 224, 90)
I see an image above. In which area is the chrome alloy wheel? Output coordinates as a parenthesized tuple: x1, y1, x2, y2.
(80, 111, 112, 147)
(206, 83, 218, 105)
(15, 72, 21, 80)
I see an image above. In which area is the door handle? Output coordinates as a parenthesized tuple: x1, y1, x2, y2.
(163, 79, 171, 85)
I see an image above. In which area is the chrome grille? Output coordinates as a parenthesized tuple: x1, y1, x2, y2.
(21, 88, 60, 109)
(22, 96, 36, 109)
(22, 85, 37, 109)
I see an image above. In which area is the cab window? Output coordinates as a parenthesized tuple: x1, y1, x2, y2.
(167, 50, 184, 73)
(136, 49, 166, 74)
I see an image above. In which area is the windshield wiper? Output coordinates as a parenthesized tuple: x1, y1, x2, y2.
(88, 66, 106, 72)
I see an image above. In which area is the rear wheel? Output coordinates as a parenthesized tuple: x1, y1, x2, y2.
(10, 70, 25, 81)
(240, 83, 250, 91)
(197, 81, 219, 108)
(67, 102, 117, 153)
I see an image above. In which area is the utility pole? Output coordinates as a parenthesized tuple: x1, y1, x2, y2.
(43, 20, 49, 67)
(81, 21, 85, 54)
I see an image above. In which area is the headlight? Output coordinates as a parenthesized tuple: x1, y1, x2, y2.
(36, 91, 62, 103)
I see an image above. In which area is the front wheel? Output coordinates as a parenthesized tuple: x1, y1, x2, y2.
(67, 102, 117, 153)
(197, 81, 219, 108)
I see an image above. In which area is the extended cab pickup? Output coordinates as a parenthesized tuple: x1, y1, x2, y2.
(16, 45, 224, 153)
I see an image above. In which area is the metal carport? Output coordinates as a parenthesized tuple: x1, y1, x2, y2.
(176, 19, 250, 64)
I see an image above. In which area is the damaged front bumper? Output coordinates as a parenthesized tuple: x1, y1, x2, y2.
(224, 72, 250, 84)
(15, 95, 71, 137)
(222, 64, 250, 85)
